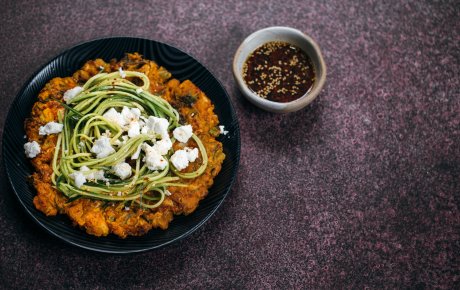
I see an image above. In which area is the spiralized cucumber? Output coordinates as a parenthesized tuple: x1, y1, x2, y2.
(51, 70, 208, 209)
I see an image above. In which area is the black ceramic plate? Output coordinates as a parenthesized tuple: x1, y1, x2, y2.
(2, 37, 240, 253)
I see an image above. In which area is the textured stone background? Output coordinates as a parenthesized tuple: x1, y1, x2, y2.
(0, 0, 459, 288)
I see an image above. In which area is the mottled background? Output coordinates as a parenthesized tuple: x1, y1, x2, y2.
(0, 0, 459, 289)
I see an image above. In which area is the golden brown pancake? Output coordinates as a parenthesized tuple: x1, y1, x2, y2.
(25, 53, 225, 238)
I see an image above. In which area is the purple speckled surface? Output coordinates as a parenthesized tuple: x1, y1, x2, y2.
(0, 0, 459, 288)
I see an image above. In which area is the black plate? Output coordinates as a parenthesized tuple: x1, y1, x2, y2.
(2, 37, 240, 253)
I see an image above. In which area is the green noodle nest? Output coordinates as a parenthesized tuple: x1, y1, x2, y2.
(52, 70, 208, 209)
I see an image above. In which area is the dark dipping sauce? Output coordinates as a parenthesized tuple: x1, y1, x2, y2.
(242, 41, 316, 103)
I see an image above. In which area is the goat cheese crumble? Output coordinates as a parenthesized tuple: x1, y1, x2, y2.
(103, 106, 142, 131)
(173, 125, 193, 143)
(69, 166, 107, 188)
(184, 147, 199, 162)
(69, 171, 86, 188)
(39, 121, 63, 135)
(63, 86, 83, 103)
(171, 147, 199, 171)
(112, 162, 132, 180)
(102, 108, 125, 127)
(24, 141, 41, 158)
(142, 143, 168, 170)
(91, 136, 115, 158)
(152, 138, 172, 155)
(80, 166, 107, 181)
(170, 150, 189, 170)
(143, 116, 169, 138)
(127, 121, 141, 138)
(121, 106, 141, 123)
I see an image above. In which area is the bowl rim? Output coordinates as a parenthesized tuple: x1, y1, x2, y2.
(232, 26, 327, 113)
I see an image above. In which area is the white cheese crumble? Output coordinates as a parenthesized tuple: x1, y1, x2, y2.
(170, 149, 189, 170)
(80, 166, 107, 181)
(102, 108, 125, 127)
(152, 138, 172, 155)
(63, 86, 83, 103)
(136, 88, 143, 94)
(24, 141, 41, 158)
(184, 147, 199, 162)
(219, 125, 229, 135)
(144, 116, 169, 138)
(91, 136, 115, 158)
(39, 121, 63, 135)
(170, 147, 199, 171)
(142, 144, 168, 170)
(127, 121, 141, 138)
(103, 107, 142, 132)
(121, 106, 141, 123)
(173, 125, 193, 143)
(119, 67, 126, 78)
(69, 166, 107, 188)
(69, 171, 86, 188)
(112, 162, 132, 180)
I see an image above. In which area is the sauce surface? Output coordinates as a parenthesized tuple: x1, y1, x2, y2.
(243, 41, 316, 103)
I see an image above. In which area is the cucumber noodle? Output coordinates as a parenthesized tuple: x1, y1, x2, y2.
(51, 70, 208, 209)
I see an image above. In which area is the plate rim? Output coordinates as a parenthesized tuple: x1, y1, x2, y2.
(2, 36, 241, 254)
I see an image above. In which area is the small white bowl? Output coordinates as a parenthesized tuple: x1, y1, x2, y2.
(233, 26, 327, 113)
